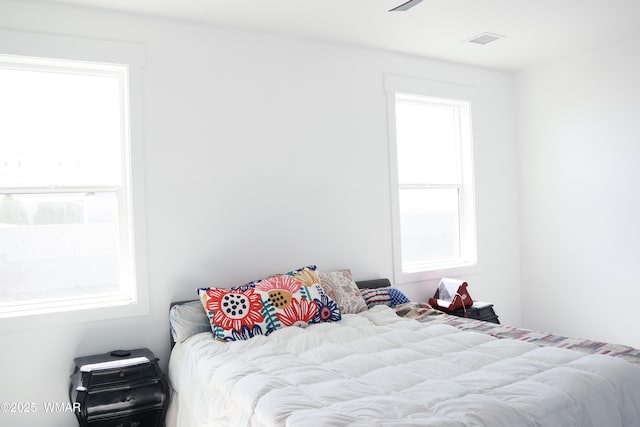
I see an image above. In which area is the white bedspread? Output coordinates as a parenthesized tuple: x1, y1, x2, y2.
(168, 305, 640, 426)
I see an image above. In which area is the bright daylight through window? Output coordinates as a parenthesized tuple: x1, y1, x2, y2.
(390, 93, 477, 279)
(0, 55, 137, 317)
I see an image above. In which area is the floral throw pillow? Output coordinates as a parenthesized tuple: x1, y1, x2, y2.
(319, 270, 367, 314)
(198, 265, 341, 341)
(359, 286, 410, 309)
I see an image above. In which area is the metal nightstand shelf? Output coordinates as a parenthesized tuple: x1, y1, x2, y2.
(437, 302, 500, 324)
(69, 348, 169, 427)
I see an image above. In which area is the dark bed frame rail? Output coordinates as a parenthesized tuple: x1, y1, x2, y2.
(354, 278, 390, 289)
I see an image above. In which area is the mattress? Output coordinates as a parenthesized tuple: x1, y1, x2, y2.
(168, 305, 640, 426)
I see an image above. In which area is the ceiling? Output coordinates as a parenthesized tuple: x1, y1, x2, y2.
(38, 0, 640, 71)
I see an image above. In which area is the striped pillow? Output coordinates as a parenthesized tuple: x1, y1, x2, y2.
(359, 286, 410, 309)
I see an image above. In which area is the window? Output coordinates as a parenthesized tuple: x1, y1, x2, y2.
(387, 79, 477, 282)
(0, 54, 143, 319)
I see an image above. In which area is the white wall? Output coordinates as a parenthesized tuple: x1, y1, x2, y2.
(515, 36, 640, 348)
(0, 1, 519, 425)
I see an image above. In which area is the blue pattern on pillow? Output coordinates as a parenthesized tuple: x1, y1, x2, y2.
(388, 288, 410, 306)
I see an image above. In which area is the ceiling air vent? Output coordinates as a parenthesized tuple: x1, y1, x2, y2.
(464, 32, 505, 45)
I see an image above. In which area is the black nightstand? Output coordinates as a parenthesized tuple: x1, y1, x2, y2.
(439, 302, 500, 324)
(69, 348, 169, 427)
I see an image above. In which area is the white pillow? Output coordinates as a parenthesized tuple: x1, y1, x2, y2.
(169, 300, 211, 343)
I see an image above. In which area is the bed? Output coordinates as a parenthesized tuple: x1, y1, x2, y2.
(166, 270, 640, 427)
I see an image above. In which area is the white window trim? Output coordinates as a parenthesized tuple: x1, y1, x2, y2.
(385, 75, 478, 284)
(0, 30, 149, 329)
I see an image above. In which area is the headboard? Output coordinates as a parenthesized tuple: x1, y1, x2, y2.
(354, 278, 390, 289)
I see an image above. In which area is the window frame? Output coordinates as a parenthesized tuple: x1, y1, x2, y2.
(0, 30, 148, 328)
(385, 75, 478, 284)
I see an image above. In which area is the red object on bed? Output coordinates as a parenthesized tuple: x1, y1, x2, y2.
(429, 281, 473, 312)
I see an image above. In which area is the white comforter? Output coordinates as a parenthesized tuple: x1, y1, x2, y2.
(168, 305, 640, 426)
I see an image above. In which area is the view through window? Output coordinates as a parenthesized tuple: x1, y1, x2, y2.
(0, 55, 136, 316)
(391, 93, 477, 277)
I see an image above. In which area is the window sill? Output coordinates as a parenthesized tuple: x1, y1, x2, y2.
(0, 297, 149, 331)
(394, 261, 478, 285)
